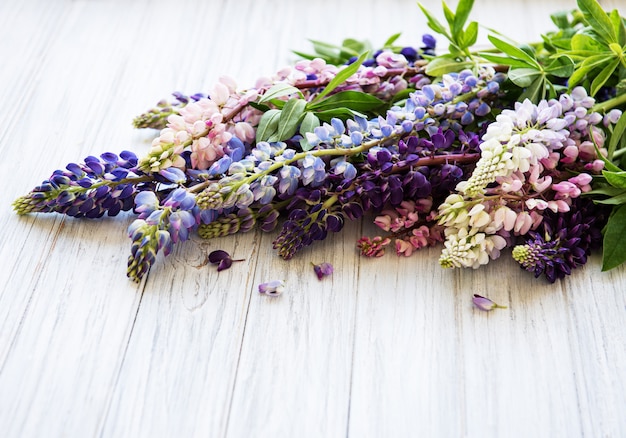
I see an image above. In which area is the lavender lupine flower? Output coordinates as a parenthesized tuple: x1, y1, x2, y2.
(472, 294, 507, 311)
(13, 151, 148, 218)
(312, 262, 333, 280)
(258, 280, 285, 296)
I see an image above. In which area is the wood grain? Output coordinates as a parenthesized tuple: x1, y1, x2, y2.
(0, 1, 624, 437)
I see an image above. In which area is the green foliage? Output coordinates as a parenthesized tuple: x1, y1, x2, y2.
(256, 52, 388, 145)
(292, 38, 372, 65)
(601, 204, 626, 271)
(481, 35, 573, 102)
(558, 0, 626, 96)
(418, 0, 477, 58)
(418, 0, 480, 76)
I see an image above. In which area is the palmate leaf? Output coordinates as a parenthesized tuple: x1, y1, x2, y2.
(577, 0, 617, 45)
(508, 68, 542, 87)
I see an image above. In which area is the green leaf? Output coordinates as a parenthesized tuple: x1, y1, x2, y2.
(269, 98, 307, 142)
(610, 9, 626, 46)
(603, 170, 626, 189)
(544, 55, 575, 77)
(601, 204, 626, 271)
(551, 11, 571, 30)
(259, 83, 303, 104)
(299, 112, 320, 151)
(341, 38, 369, 58)
(585, 185, 626, 197)
(314, 108, 364, 123)
(255, 109, 282, 142)
(299, 111, 320, 136)
(442, 2, 455, 30)
(453, 0, 475, 38)
(480, 53, 534, 69)
(418, 3, 450, 37)
(310, 52, 368, 104)
(508, 68, 542, 87)
(291, 50, 321, 61)
(570, 32, 607, 53)
(425, 55, 473, 76)
(383, 32, 402, 47)
(607, 110, 626, 160)
(461, 21, 479, 48)
(595, 191, 626, 204)
(590, 57, 619, 96)
(488, 35, 540, 67)
(307, 90, 386, 113)
(568, 55, 611, 87)
(518, 76, 546, 103)
(577, 0, 617, 45)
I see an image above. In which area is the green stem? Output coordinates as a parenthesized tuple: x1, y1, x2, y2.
(592, 91, 626, 113)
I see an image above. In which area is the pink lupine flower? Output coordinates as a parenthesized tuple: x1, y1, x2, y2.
(395, 239, 414, 257)
(552, 181, 581, 199)
(568, 173, 592, 192)
(374, 214, 392, 232)
(357, 236, 391, 257)
(514, 211, 533, 235)
(409, 225, 432, 249)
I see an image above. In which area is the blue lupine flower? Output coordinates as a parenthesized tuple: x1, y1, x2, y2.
(134, 191, 159, 217)
(332, 158, 357, 180)
(301, 155, 326, 186)
(159, 167, 187, 183)
(208, 155, 232, 176)
(279, 165, 301, 195)
(331, 118, 345, 135)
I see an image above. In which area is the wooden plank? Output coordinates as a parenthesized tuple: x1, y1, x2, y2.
(0, 0, 625, 437)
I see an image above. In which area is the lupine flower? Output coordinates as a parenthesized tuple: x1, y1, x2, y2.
(312, 262, 333, 280)
(472, 294, 507, 311)
(357, 236, 391, 257)
(207, 250, 245, 271)
(258, 280, 285, 296)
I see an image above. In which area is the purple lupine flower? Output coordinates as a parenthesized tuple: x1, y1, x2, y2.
(12, 151, 143, 218)
(472, 294, 507, 311)
(258, 280, 285, 296)
(512, 198, 608, 282)
(207, 249, 245, 271)
(312, 262, 334, 280)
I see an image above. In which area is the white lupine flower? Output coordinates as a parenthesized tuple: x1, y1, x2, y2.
(456, 138, 517, 196)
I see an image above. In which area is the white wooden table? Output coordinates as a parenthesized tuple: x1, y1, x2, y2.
(1, 1, 625, 437)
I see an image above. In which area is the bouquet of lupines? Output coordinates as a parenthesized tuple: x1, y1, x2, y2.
(13, 0, 626, 284)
